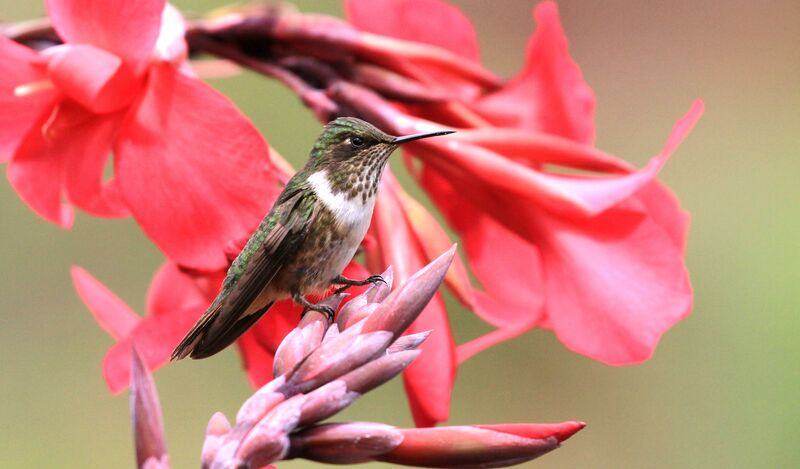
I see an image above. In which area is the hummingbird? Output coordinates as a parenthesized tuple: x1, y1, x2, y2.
(171, 117, 453, 360)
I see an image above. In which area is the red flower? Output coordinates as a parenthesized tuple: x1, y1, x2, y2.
(364, 170, 457, 426)
(72, 262, 208, 393)
(0, 0, 281, 270)
(344, 0, 703, 365)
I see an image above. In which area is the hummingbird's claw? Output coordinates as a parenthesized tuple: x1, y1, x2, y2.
(332, 274, 386, 294)
(301, 304, 335, 321)
(319, 305, 335, 321)
(294, 291, 336, 321)
(366, 274, 387, 285)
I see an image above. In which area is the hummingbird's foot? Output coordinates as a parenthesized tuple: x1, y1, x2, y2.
(331, 274, 386, 294)
(293, 291, 336, 321)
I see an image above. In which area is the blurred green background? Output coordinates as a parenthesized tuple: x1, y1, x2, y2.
(1, 1, 798, 467)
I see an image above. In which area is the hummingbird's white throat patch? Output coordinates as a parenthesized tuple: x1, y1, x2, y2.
(308, 170, 376, 229)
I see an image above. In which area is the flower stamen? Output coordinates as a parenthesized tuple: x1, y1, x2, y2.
(13, 79, 54, 97)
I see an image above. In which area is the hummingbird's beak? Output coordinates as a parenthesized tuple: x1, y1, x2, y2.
(392, 129, 455, 144)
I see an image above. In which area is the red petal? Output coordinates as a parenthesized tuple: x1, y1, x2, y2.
(473, 1, 595, 143)
(46, 0, 164, 72)
(115, 64, 280, 270)
(450, 128, 632, 174)
(371, 183, 420, 282)
(372, 180, 455, 426)
(46, 44, 140, 113)
(418, 167, 544, 362)
(419, 167, 545, 329)
(528, 101, 703, 216)
(153, 4, 187, 63)
(145, 261, 208, 316)
(237, 331, 276, 389)
(423, 156, 693, 365)
(57, 106, 128, 217)
(387, 173, 474, 308)
(474, 421, 586, 443)
(0, 36, 54, 162)
(456, 317, 537, 364)
(345, 0, 479, 62)
(71, 266, 140, 340)
(346, 0, 485, 100)
(634, 181, 690, 252)
(236, 299, 302, 388)
(403, 292, 455, 427)
(9, 98, 127, 220)
(6, 108, 74, 227)
(464, 218, 545, 327)
(538, 206, 692, 365)
(419, 100, 702, 220)
(103, 304, 204, 393)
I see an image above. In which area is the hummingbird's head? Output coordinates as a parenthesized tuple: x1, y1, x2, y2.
(309, 117, 454, 176)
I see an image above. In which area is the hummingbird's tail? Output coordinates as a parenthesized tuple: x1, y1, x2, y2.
(171, 301, 274, 360)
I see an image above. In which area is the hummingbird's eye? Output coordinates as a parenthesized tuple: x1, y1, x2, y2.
(350, 136, 366, 148)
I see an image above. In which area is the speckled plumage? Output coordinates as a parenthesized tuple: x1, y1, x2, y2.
(172, 117, 453, 360)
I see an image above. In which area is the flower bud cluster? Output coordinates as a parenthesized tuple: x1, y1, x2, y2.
(192, 246, 583, 468)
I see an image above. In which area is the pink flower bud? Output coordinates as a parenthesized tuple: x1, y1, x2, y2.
(322, 322, 340, 342)
(234, 376, 287, 426)
(201, 412, 231, 467)
(286, 330, 393, 393)
(271, 328, 309, 378)
(335, 296, 369, 329)
(362, 245, 456, 339)
(337, 302, 380, 330)
(140, 456, 170, 469)
(379, 422, 586, 468)
(340, 349, 420, 395)
(387, 330, 432, 353)
(233, 395, 307, 467)
(335, 267, 392, 328)
(297, 381, 356, 428)
(289, 422, 403, 464)
(365, 267, 393, 303)
(273, 294, 343, 377)
(130, 348, 168, 469)
(199, 251, 583, 468)
(304, 293, 346, 325)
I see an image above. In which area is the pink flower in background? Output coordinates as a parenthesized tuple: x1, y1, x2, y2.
(0, 0, 281, 270)
(344, 0, 703, 366)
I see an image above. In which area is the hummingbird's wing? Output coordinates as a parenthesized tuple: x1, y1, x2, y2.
(171, 188, 319, 360)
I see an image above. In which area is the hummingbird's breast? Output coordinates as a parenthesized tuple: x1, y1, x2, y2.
(307, 170, 377, 232)
(276, 170, 378, 293)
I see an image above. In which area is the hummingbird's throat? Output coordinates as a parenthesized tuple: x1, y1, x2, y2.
(324, 152, 388, 199)
(308, 170, 378, 229)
